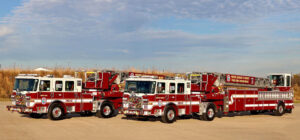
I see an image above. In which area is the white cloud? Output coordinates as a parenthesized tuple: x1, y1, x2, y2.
(288, 38, 300, 41)
(0, 26, 13, 37)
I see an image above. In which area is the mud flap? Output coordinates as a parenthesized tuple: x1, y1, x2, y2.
(198, 102, 209, 116)
(223, 96, 229, 113)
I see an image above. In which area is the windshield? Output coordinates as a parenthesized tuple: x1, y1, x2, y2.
(125, 81, 156, 94)
(14, 79, 39, 91)
(270, 75, 285, 86)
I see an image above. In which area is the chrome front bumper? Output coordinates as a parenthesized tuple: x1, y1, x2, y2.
(7, 105, 33, 113)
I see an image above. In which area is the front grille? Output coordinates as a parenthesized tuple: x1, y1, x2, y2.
(128, 96, 142, 109)
(15, 93, 26, 106)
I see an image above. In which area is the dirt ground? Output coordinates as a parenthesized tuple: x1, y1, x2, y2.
(0, 102, 299, 140)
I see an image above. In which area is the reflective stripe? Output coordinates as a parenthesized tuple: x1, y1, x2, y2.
(245, 104, 276, 107)
(34, 99, 93, 103)
(285, 103, 294, 106)
(229, 94, 258, 105)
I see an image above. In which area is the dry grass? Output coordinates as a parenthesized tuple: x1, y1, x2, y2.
(0, 98, 10, 101)
(292, 74, 300, 101)
(293, 84, 300, 101)
(294, 100, 300, 103)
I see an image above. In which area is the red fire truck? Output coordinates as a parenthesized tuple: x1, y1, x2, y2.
(6, 71, 123, 120)
(122, 73, 294, 123)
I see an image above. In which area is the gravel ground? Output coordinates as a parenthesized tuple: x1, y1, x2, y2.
(0, 102, 299, 140)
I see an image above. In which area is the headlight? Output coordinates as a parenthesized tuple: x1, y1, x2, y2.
(26, 102, 30, 107)
(142, 99, 148, 105)
(10, 95, 15, 100)
(25, 96, 31, 100)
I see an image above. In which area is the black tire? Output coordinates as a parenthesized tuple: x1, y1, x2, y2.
(286, 109, 292, 113)
(47, 103, 65, 120)
(274, 102, 285, 116)
(80, 111, 94, 117)
(96, 103, 113, 118)
(138, 117, 149, 121)
(202, 104, 216, 121)
(250, 110, 260, 115)
(29, 113, 43, 118)
(161, 106, 176, 123)
(260, 110, 268, 113)
(124, 114, 135, 119)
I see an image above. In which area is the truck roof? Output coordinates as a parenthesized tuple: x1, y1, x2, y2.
(15, 74, 81, 81)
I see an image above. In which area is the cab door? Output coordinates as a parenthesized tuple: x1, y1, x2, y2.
(155, 82, 168, 107)
(38, 79, 52, 105)
(53, 80, 64, 102)
(168, 82, 176, 102)
(64, 80, 77, 112)
(176, 83, 188, 115)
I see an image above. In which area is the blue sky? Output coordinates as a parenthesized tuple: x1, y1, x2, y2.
(0, 0, 22, 17)
(0, 0, 300, 76)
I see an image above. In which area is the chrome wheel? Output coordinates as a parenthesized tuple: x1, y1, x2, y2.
(167, 110, 175, 120)
(52, 107, 62, 118)
(278, 105, 284, 114)
(207, 108, 214, 119)
(103, 105, 111, 116)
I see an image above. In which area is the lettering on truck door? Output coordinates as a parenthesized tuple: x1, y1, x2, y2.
(39, 80, 52, 106)
(168, 82, 176, 102)
(53, 80, 63, 105)
(176, 83, 187, 115)
(64, 80, 76, 112)
(156, 82, 168, 108)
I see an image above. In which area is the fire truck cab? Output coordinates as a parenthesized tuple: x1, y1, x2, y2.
(8, 74, 84, 120)
(268, 73, 292, 91)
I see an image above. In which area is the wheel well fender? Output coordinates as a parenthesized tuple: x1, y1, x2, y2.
(48, 100, 66, 113)
(164, 103, 178, 116)
(208, 102, 217, 111)
(99, 100, 114, 110)
(200, 102, 216, 115)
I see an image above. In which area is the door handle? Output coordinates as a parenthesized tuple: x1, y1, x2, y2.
(185, 95, 189, 100)
(165, 96, 169, 100)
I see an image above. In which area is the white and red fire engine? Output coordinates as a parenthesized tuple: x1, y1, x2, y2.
(122, 73, 294, 123)
(7, 71, 123, 120)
